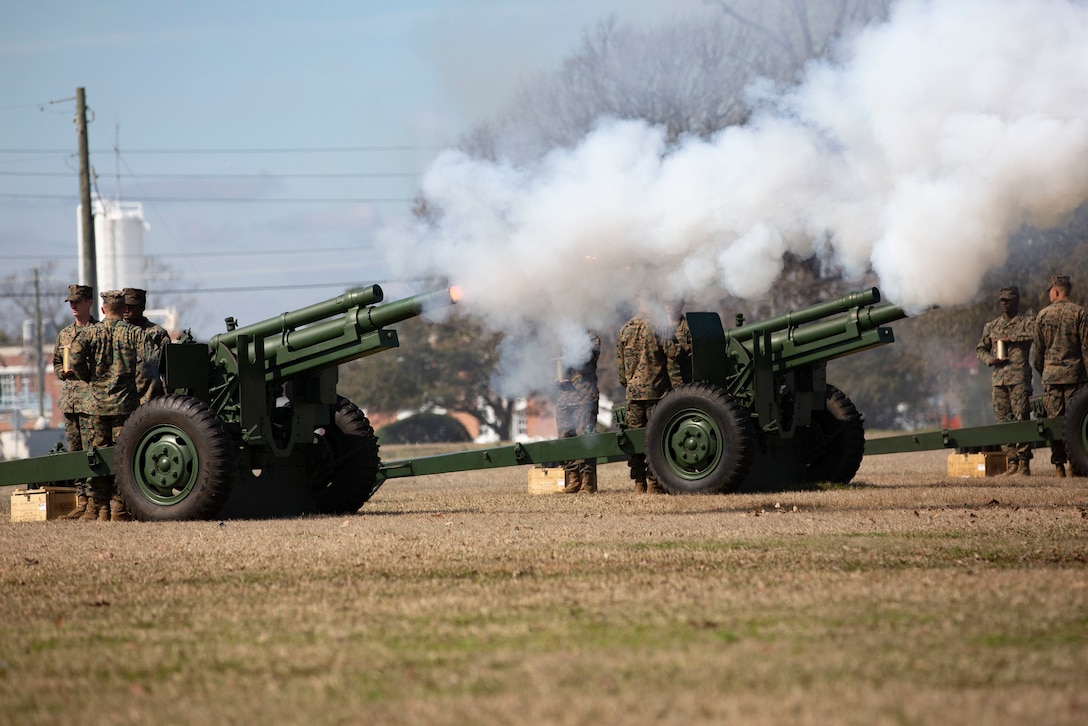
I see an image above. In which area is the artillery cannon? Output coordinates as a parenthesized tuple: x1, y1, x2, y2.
(377, 288, 910, 495)
(646, 288, 907, 493)
(0, 285, 458, 520)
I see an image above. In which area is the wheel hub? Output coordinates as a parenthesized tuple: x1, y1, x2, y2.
(133, 426, 198, 503)
(664, 412, 721, 476)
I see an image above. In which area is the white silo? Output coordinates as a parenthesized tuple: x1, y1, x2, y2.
(76, 200, 150, 293)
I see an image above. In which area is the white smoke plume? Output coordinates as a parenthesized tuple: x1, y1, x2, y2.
(384, 0, 1088, 394)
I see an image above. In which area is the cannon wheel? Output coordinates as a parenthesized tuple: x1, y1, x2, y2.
(308, 396, 381, 514)
(646, 383, 754, 494)
(1065, 388, 1088, 477)
(115, 395, 235, 521)
(802, 385, 866, 485)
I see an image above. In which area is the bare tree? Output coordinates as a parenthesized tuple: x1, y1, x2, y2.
(0, 261, 70, 344)
(462, 1, 893, 162)
(704, 0, 892, 72)
(468, 15, 758, 161)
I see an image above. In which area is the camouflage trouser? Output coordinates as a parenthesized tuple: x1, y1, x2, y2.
(992, 383, 1032, 461)
(1042, 382, 1086, 464)
(81, 414, 129, 501)
(625, 399, 658, 485)
(63, 413, 90, 496)
(557, 404, 598, 478)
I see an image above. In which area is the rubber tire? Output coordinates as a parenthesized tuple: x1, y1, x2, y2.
(115, 395, 235, 521)
(646, 383, 754, 494)
(803, 385, 866, 485)
(309, 397, 381, 514)
(1064, 387, 1088, 477)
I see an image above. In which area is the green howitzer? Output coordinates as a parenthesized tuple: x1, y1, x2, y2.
(376, 288, 909, 495)
(0, 284, 458, 521)
(643, 287, 907, 493)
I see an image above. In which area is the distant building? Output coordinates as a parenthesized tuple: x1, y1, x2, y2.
(0, 343, 64, 460)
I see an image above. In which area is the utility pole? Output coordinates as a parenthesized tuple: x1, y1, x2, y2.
(33, 269, 45, 419)
(76, 87, 96, 298)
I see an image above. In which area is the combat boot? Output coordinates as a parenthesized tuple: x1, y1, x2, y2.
(79, 498, 103, 521)
(109, 496, 133, 522)
(581, 468, 597, 494)
(1056, 463, 1067, 478)
(61, 494, 88, 520)
(647, 478, 668, 495)
(96, 497, 111, 521)
(634, 480, 648, 494)
(562, 469, 583, 494)
(1001, 460, 1020, 476)
(1014, 461, 1031, 477)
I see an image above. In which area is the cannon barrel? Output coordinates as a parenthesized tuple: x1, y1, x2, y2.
(768, 301, 906, 352)
(728, 287, 881, 343)
(229, 286, 459, 382)
(210, 284, 384, 351)
(707, 294, 909, 383)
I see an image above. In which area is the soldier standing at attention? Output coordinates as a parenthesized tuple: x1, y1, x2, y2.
(54, 284, 98, 519)
(976, 286, 1035, 476)
(556, 331, 601, 494)
(1033, 275, 1088, 477)
(122, 287, 170, 404)
(69, 290, 148, 520)
(618, 298, 671, 494)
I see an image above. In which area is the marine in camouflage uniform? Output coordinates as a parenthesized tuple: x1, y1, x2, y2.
(556, 331, 601, 494)
(69, 290, 149, 520)
(1033, 275, 1088, 477)
(53, 284, 98, 517)
(975, 286, 1034, 475)
(122, 287, 171, 404)
(617, 301, 671, 494)
(663, 302, 692, 388)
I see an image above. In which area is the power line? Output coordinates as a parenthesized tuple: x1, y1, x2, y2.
(0, 192, 413, 203)
(0, 246, 376, 261)
(0, 145, 433, 154)
(0, 278, 431, 298)
(0, 170, 417, 179)
(0, 97, 75, 113)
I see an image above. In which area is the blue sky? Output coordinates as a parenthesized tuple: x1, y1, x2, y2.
(0, 0, 707, 335)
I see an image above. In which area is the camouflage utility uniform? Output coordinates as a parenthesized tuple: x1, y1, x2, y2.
(556, 332, 601, 493)
(976, 309, 1034, 466)
(663, 314, 692, 388)
(70, 307, 148, 516)
(618, 313, 670, 493)
(123, 287, 171, 404)
(54, 315, 98, 499)
(1034, 283, 1088, 471)
(131, 318, 170, 404)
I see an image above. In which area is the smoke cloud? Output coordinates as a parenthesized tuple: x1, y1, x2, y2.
(384, 0, 1088, 393)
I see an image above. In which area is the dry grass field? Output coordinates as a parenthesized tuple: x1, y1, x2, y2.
(1, 446, 1087, 725)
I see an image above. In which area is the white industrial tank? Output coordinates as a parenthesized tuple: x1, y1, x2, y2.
(76, 200, 149, 292)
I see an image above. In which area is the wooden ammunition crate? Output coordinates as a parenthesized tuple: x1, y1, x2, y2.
(10, 487, 79, 522)
(947, 452, 1007, 478)
(527, 466, 566, 495)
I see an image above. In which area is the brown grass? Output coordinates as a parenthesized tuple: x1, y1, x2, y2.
(1, 447, 1087, 725)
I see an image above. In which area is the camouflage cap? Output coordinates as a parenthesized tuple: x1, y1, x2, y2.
(100, 290, 125, 305)
(64, 284, 92, 302)
(999, 286, 1019, 300)
(122, 287, 147, 305)
(1048, 274, 1071, 289)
